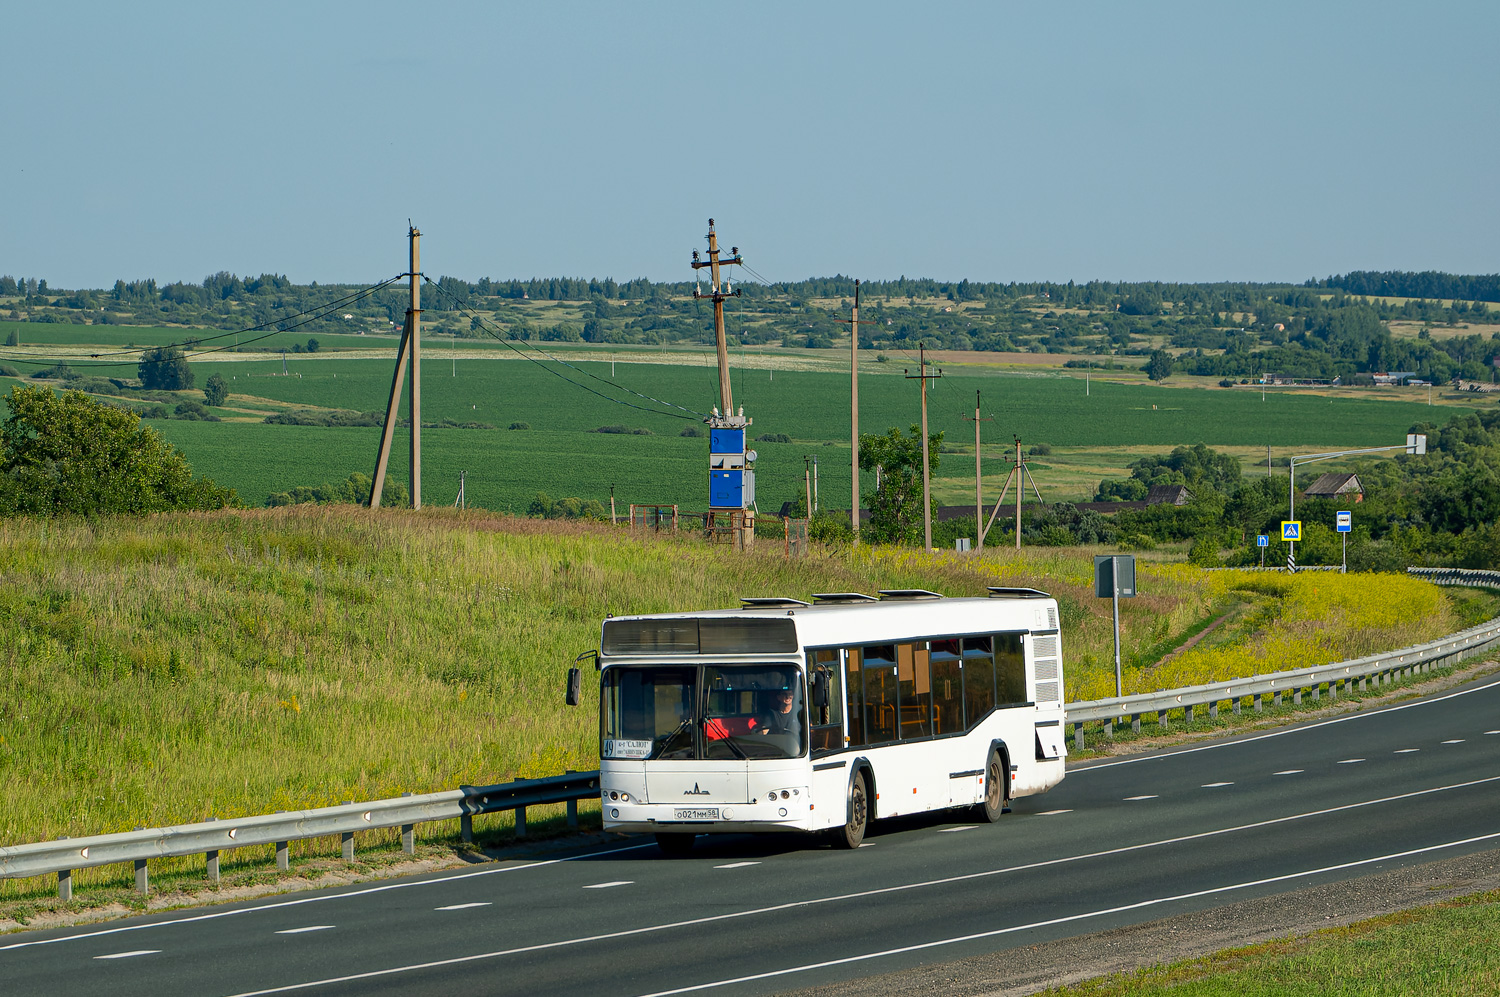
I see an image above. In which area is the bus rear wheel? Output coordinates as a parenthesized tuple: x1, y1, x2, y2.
(977, 749, 1007, 824)
(834, 773, 869, 849)
(655, 832, 695, 856)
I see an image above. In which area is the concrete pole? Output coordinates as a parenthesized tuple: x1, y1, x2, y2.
(1015, 438, 1023, 550)
(851, 280, 860, 541)
(707, 221, 732, 416)
(920, 345, 932, 552)
(974, 391, 983, 549)
(409, 227, 421, 509)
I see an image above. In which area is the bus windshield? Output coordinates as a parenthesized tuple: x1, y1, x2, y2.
(601, 663, 805, 761)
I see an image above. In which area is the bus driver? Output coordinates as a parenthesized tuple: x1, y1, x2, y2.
(758, 687, 800, 738)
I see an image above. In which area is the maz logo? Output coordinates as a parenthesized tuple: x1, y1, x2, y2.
(683, 783, 710, 796)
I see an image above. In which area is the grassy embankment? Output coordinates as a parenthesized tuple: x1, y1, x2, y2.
(1041, 889, 1500, 996)
(0, 507, 1483, 897)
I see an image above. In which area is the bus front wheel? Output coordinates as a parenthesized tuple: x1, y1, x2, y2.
(835, 773, 869, 849)
(977, 749, 1007, 823)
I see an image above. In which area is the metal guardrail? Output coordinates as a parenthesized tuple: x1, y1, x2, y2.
(1063, 567, 1500, 748)
(0, 771, 597, 899)
(6, 568, 1498, 901)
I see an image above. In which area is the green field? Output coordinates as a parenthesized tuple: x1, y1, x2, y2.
(131, 356, 1454, 511)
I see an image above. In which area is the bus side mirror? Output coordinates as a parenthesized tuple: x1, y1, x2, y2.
(565, 668, 582, 707)
(812, 669, 829, 710)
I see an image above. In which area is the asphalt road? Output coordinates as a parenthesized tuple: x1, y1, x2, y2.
(5, 674, 1499, 997)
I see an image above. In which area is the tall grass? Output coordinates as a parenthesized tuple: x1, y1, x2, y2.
(0, 510, 1465, 893)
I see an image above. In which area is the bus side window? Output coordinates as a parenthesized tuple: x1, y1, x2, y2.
(962, 635, 995, 730)
(807, 648, 844, 754)
(898, 643, 931, 738)
(930, 639, 962, 734)
(862, 644, 898, 744)
(845, 648, 865, 747)
(995, 633, 1026, 705)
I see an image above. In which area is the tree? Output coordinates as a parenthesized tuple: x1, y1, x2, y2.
(138, 346, 194, 390)
(1145, 349, 1175, 381)
(203, 373, 228, 406)
(858, 424, 942, 545)
(0, 385, 235, 516)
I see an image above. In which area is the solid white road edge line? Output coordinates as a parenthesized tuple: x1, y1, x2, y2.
(631, 829, 1500, 997)
(1075, 676, 1500, 772)
(0, 842, 657, 953)
(207, 777, 1500, 997)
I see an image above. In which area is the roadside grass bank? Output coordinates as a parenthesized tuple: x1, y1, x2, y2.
(1037, 888, 1500, 996)
(0, 508, 1477, 897)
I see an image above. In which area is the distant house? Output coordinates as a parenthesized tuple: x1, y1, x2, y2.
(1304, 472, 1364, 502)
(1145, 484, 1193, 506)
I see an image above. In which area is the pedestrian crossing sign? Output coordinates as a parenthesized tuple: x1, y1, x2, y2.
(1281, 521, 1301, 541)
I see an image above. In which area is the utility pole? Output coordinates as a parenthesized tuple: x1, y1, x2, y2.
(691, 219, 742, 418)
(965, 391, 993, 549)
(905, 343, 942, 551)
(980, 437, 1045, 550)
(850, 280, 860, 540)
(370, 225, 422, 509)
(692, 219, 753, 545)
(804, 456, 813, 520)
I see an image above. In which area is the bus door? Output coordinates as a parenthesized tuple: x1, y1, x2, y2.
(807, 648, 847, 827)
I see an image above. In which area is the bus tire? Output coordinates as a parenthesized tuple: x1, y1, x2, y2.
(655, 832, 695, 856)
(977, 748, 1007, 824)
(834, 772, 870, 849)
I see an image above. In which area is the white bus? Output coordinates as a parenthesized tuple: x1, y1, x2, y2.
(567, 588, 1067, 853)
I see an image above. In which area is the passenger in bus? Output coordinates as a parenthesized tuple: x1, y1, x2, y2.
(758, 688, 800, 738)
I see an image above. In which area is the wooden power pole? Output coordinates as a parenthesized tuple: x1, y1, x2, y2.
(905, 344, 942, 551)
(692, 220, 753, 545)
(370, 226, 422, 509)
(691, 219, 742, 417)
(850, 280, 860, 541)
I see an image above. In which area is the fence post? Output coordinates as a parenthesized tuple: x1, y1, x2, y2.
(401, 792, 415, 854)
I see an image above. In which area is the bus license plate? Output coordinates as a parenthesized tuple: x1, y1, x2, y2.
(674, 808, 719, 820)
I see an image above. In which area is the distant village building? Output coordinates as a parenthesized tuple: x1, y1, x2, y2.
(1303, 472, 1364, 502)
(1145, 484, 1193, 506)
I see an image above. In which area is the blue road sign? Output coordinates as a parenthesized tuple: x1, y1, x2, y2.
(1256, 534, 1269, 547)
(1336, 511, 1352, 533)
(1281, 521, 1301, 541)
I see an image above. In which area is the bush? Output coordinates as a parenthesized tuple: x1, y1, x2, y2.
(31, 363, 78, 381)
(1028, 442, 1052, 456)
(679, 426, 704, 437)
(203, 373, 228, 406)
(508, 422, 531, 431)
(1187, 536, 1223, 567)
(592, 425, 652, 435)
(755, 432, 792, 443)
(265, 472, 407, 509)
(173, 400, 220, 421)
(0, 363, 18, 378)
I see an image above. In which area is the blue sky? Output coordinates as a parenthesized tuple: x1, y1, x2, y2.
(10, 2, 1497, 289)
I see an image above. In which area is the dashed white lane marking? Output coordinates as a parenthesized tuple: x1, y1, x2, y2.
(1486, 730, 1500, 735)
(714, 862, 762, 868)
(1442, 739, 1466, 745)
(582, 882, 633, 890)
(1395, 748, 1421, 754)
(1273, 770, 1304, 776)
(1123, 795, 1158, 801)
(1036, 810, 1073, 816)
(94, 950, 160, 960)
(275, 926, 335, 935)
(937, 826, 976, 833)
(1201, 782, 1233, 788)
(435, 903, 492, 911)
(1337, 759, 1366, 764)
(858, 843, 875, 847)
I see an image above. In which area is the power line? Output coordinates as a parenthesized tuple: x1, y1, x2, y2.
(0, 276, 406, 371)
(420, 279, 706, 422)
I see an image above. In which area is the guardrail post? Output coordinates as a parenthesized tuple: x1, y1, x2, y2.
(1329, 680, 1338, 702)
(1253, 693, 1262, 713)
(1293, 687, 1302, 705)
(1232, 696, 1241, 716)
(1273, 690, 1282, 707)
(1159, 708, 1169, 731)
(206, 816, 219, 882)
(1312, 682, 1320, 702)
(1209, 701, 1218, 720)
(275, 810, 289, 870)
(133, 826, 148, 894)
(342, 802, 355, 860)
(1185, 704, 1195, 724)
(1073, 722, 1084, 752)
(57, 836, 71, 901)
(1130, 713, 1139, 735)
(401, 792, 415, 854)
(515, 807, 527, 838)
(1103, 718, 1113, 739)
(461, 813, 473, 842)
